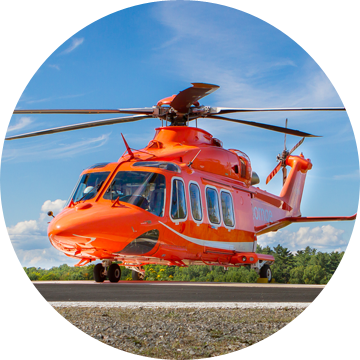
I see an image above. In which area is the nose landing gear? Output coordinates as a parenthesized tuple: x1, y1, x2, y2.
(131, 267, 145, 281)
(93, 260, 122, 283)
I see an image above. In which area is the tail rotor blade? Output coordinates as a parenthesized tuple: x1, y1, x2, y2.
(266, 162, 282, 184)
(289, 137, 305, 155)
(282, 166, 288, 185)
(284, 118, 288, 151)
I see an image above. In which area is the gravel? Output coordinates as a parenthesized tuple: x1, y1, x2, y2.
(0, 303, 360, 360)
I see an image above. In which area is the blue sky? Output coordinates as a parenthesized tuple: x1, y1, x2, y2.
(1, 1, 359, 269)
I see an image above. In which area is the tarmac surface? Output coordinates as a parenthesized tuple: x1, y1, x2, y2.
(33, 281, 324, 303)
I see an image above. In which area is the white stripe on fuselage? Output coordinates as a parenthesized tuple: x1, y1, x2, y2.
(72, 234, 97, 245)
(158, 221, 253, 252)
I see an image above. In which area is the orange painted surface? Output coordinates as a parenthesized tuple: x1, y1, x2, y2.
(47, 126, 354, 269)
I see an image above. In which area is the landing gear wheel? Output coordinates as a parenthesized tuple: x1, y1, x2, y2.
(93, 263, 106, 283)
(132, 270, 144, 281)
(108, 263, 121, 283)
(260, 264, 272, 283)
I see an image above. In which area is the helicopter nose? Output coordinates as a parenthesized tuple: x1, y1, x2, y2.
(47, 205, 155, 254)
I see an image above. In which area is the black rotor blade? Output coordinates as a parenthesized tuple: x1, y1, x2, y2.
(206, 115, 320, 137)
(5, 114, 152, 140)
(213, 107, 346, 115)
(170, 83, 219, 113)
(13, 108, 154, 115)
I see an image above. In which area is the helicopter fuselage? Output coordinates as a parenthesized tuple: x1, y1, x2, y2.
(48, 126, 313, 273)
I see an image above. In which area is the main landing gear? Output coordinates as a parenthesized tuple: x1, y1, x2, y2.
(93, 260, 121, 283)
(259, 264, 272, 283)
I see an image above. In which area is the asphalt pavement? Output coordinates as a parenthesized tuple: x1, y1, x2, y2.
(33, 281, 323, 303)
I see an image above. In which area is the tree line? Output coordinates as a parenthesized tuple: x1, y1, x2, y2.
(23, 245, 344, 284)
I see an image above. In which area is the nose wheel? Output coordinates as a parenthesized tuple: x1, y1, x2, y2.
(132, 268, 145, 281)
(93, 262, 121, 283)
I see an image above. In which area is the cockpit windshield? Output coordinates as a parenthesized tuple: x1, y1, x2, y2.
(71, 172, 110, 202)
(103, 171, 166, 217)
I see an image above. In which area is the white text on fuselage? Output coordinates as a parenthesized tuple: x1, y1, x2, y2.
(253, 207, 273, 223)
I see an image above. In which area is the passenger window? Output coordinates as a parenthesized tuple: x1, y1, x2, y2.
(189, 183, 202, 221)
(171, 179, 187, 220)
(206, 188, 220, 225)
(221, 191, 235, 227)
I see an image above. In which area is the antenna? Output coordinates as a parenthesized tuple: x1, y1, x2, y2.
(188, 150, 201, 167)
(121, 133, 135, 160)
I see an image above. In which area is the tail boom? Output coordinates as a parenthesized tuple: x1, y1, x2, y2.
(255, 214, 357, 235)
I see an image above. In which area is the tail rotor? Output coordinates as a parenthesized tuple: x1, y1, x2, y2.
(266, 119, 305, 185)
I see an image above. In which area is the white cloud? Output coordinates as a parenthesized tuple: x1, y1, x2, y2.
(300, 54, 360, 104)
(258, 224, 347, 252)
(333, 170, 360, 181)
(150, 2, 341, 112)
(60, 37, 84, 55)
(0, 53, 30, 76)
(48, 64, 60, 71)
(2, 133, 110, 162)
(7, 117, 32, 132)
(2, 199, 66, 240)
(41, 199, 67, 215)
(7, 199, 74, 268)
(0, 0, 87, 26)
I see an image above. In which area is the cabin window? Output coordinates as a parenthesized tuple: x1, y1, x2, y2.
(171, 179, 187, 220)
(103, 171, 166, 216)
(206, 187, 221, 225)
(189, 183, 202, 222)
(221, 191, 235, 227)
(71, 171, 110, 203)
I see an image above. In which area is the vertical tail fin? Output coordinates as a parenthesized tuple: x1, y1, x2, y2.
(280, 154, 312, 216)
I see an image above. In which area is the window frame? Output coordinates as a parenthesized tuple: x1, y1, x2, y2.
(169, 177, 188, 223)
(188, 181, 203, 224)
(220, 189, 236, 229)
(205, 185, 221, 227)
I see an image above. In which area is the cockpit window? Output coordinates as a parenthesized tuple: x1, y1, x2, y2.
(132, 161, 180, 173)
(87, 162, 110, 169)
(71, 172, 110, 203)
(103, 171, 166, 217)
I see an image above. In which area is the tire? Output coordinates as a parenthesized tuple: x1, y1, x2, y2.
(260, 264, 272, 283)
(108, 263, 121, 283)
(94, 263, 106, 282)
(132, 270, 144, 281)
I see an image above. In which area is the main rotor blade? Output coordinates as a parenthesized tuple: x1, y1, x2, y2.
(266, 162, 281, 184)
(170, 83, 220, 113)
(5, 114, 152, 140)
(13, 108, 154, 115)
(213, 107, 346, 115)
(207, 115, 320, 137)
(289, 137, 305, 155)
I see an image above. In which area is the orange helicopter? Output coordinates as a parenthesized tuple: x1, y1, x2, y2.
(7, 83, 356, 283)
